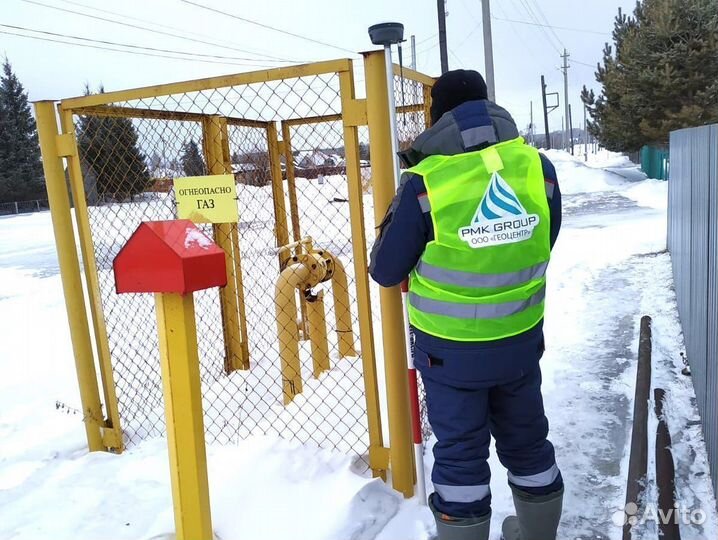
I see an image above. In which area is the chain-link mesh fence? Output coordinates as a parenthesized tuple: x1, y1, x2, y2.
(59, 59, 434, 472)
(0, 199, 49, 216)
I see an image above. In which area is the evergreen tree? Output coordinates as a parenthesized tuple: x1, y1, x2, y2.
(77, 85, 149, 202)
(583, 0, 718, 152)
(0, 58, 45, 203)
(180, 140, 206, 176)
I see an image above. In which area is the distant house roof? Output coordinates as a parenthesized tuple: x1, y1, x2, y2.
(150, 167, 183, 179)
(296, 150, 345, 168)
(232, 163, 259, 173)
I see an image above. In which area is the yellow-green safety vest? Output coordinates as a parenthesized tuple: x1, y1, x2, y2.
(407, 137, 551, 342)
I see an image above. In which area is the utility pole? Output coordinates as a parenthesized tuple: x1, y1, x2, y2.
(561, 49, 570, 151)
(481, 0, 496, 101)
(541, 75, 551, 150)
(569, 104, 575, 155)
(437, 0, 449, 73)
(584, 104, 588, 162)
(410, 35, 417, 70)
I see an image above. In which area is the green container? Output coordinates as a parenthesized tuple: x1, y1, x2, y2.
(640, 146, 670, 180)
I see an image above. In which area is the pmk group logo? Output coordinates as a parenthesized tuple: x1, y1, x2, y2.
(458, 172, 539, 249)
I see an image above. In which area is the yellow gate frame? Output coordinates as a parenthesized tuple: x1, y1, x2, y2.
(35, 55, 435, 498)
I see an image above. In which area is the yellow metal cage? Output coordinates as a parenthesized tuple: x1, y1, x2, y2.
(35, 54, 434, 497)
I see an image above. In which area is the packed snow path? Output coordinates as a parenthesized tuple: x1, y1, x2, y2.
(0, 150, 716, 540)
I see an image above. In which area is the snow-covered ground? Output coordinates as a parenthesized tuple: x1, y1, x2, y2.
(1, 149, 716, 539)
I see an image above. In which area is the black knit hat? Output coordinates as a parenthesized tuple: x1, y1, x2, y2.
(430, 69, 489, 124)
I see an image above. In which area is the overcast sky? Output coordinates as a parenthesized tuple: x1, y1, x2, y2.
(2, 0, 635, 133)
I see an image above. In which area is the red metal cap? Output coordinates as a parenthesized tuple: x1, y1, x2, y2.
(113, 220, 227, 295)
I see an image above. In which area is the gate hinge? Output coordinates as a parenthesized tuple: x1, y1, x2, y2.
(343, 98, 367, 127)
(55, 133, 77, 157)
(101, 424, 124, 452)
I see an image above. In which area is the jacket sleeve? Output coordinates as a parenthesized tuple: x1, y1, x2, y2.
(369, 173, 430, 287)
(539, 153, 562, 249)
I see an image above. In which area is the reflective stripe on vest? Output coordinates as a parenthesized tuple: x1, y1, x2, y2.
(408, 285, 546, 320)
(433, 483, 491, 503)
(415, 260, 548, 289)
(508, 464, 560, 488)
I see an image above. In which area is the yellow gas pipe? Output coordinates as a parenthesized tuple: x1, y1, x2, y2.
(274, 238, 356, 404)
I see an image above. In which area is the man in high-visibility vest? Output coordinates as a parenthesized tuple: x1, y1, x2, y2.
(370, 69, 563, 540)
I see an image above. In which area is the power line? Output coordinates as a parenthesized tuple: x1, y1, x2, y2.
(0, 23, 292, 64)
(526, 0, 564, 49)
(572, 59, 598, 69)
(456, 21, 483, 49)
(448, 47, 464, 66)
(19, 0, 297, 62)
(56, 0, 303, 61)
(0, 29, 276, 67)
(455, 0, 482, 49)
(492, 0, 550, 72)
(180, 0, 356, 55)
(460, 0, 482, 25)
(492, 15, 610, 37)
(416, 39, 440, 56)
(515, 0, 562, 54)
(415, 33, 439, 46)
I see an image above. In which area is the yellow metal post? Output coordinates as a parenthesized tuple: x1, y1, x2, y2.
(219, 119, 251, 366)
(338, 67, 388, 478)
(155, 292, 213, 540)
(34, 101, 105, 452)
(306, 292, 330, 378)
(202, 116, 248, 372)
(267, 122, 290, 250)
(58, 106, 123, 451)
(280, 121, 310, 340)
(423, 84, 433, 129)
(363, 51, 415, 497)
(329, 256, 357, 358)
(280, 122, 301, 243)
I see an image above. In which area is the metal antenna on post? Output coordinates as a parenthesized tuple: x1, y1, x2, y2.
(368, 21, 427, 506)
(481, 0, 496, 101)
(368, 23, 404, 183)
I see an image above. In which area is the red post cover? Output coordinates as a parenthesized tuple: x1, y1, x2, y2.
(113, 220, 227, 295)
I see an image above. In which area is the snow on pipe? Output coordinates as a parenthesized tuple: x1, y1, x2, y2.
(623, 315, 652, 540)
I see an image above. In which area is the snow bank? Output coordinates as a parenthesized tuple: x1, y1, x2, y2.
(545, 149, 631, 195)
(0, 436, 401, 540)
(2, 155, 715, 540)
(622, 179, 668, 210)
(544, 149, 667, 213)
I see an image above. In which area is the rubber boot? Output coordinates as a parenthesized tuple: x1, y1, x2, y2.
(501, 486, 563, 540)
(429, 494, 491, 540)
